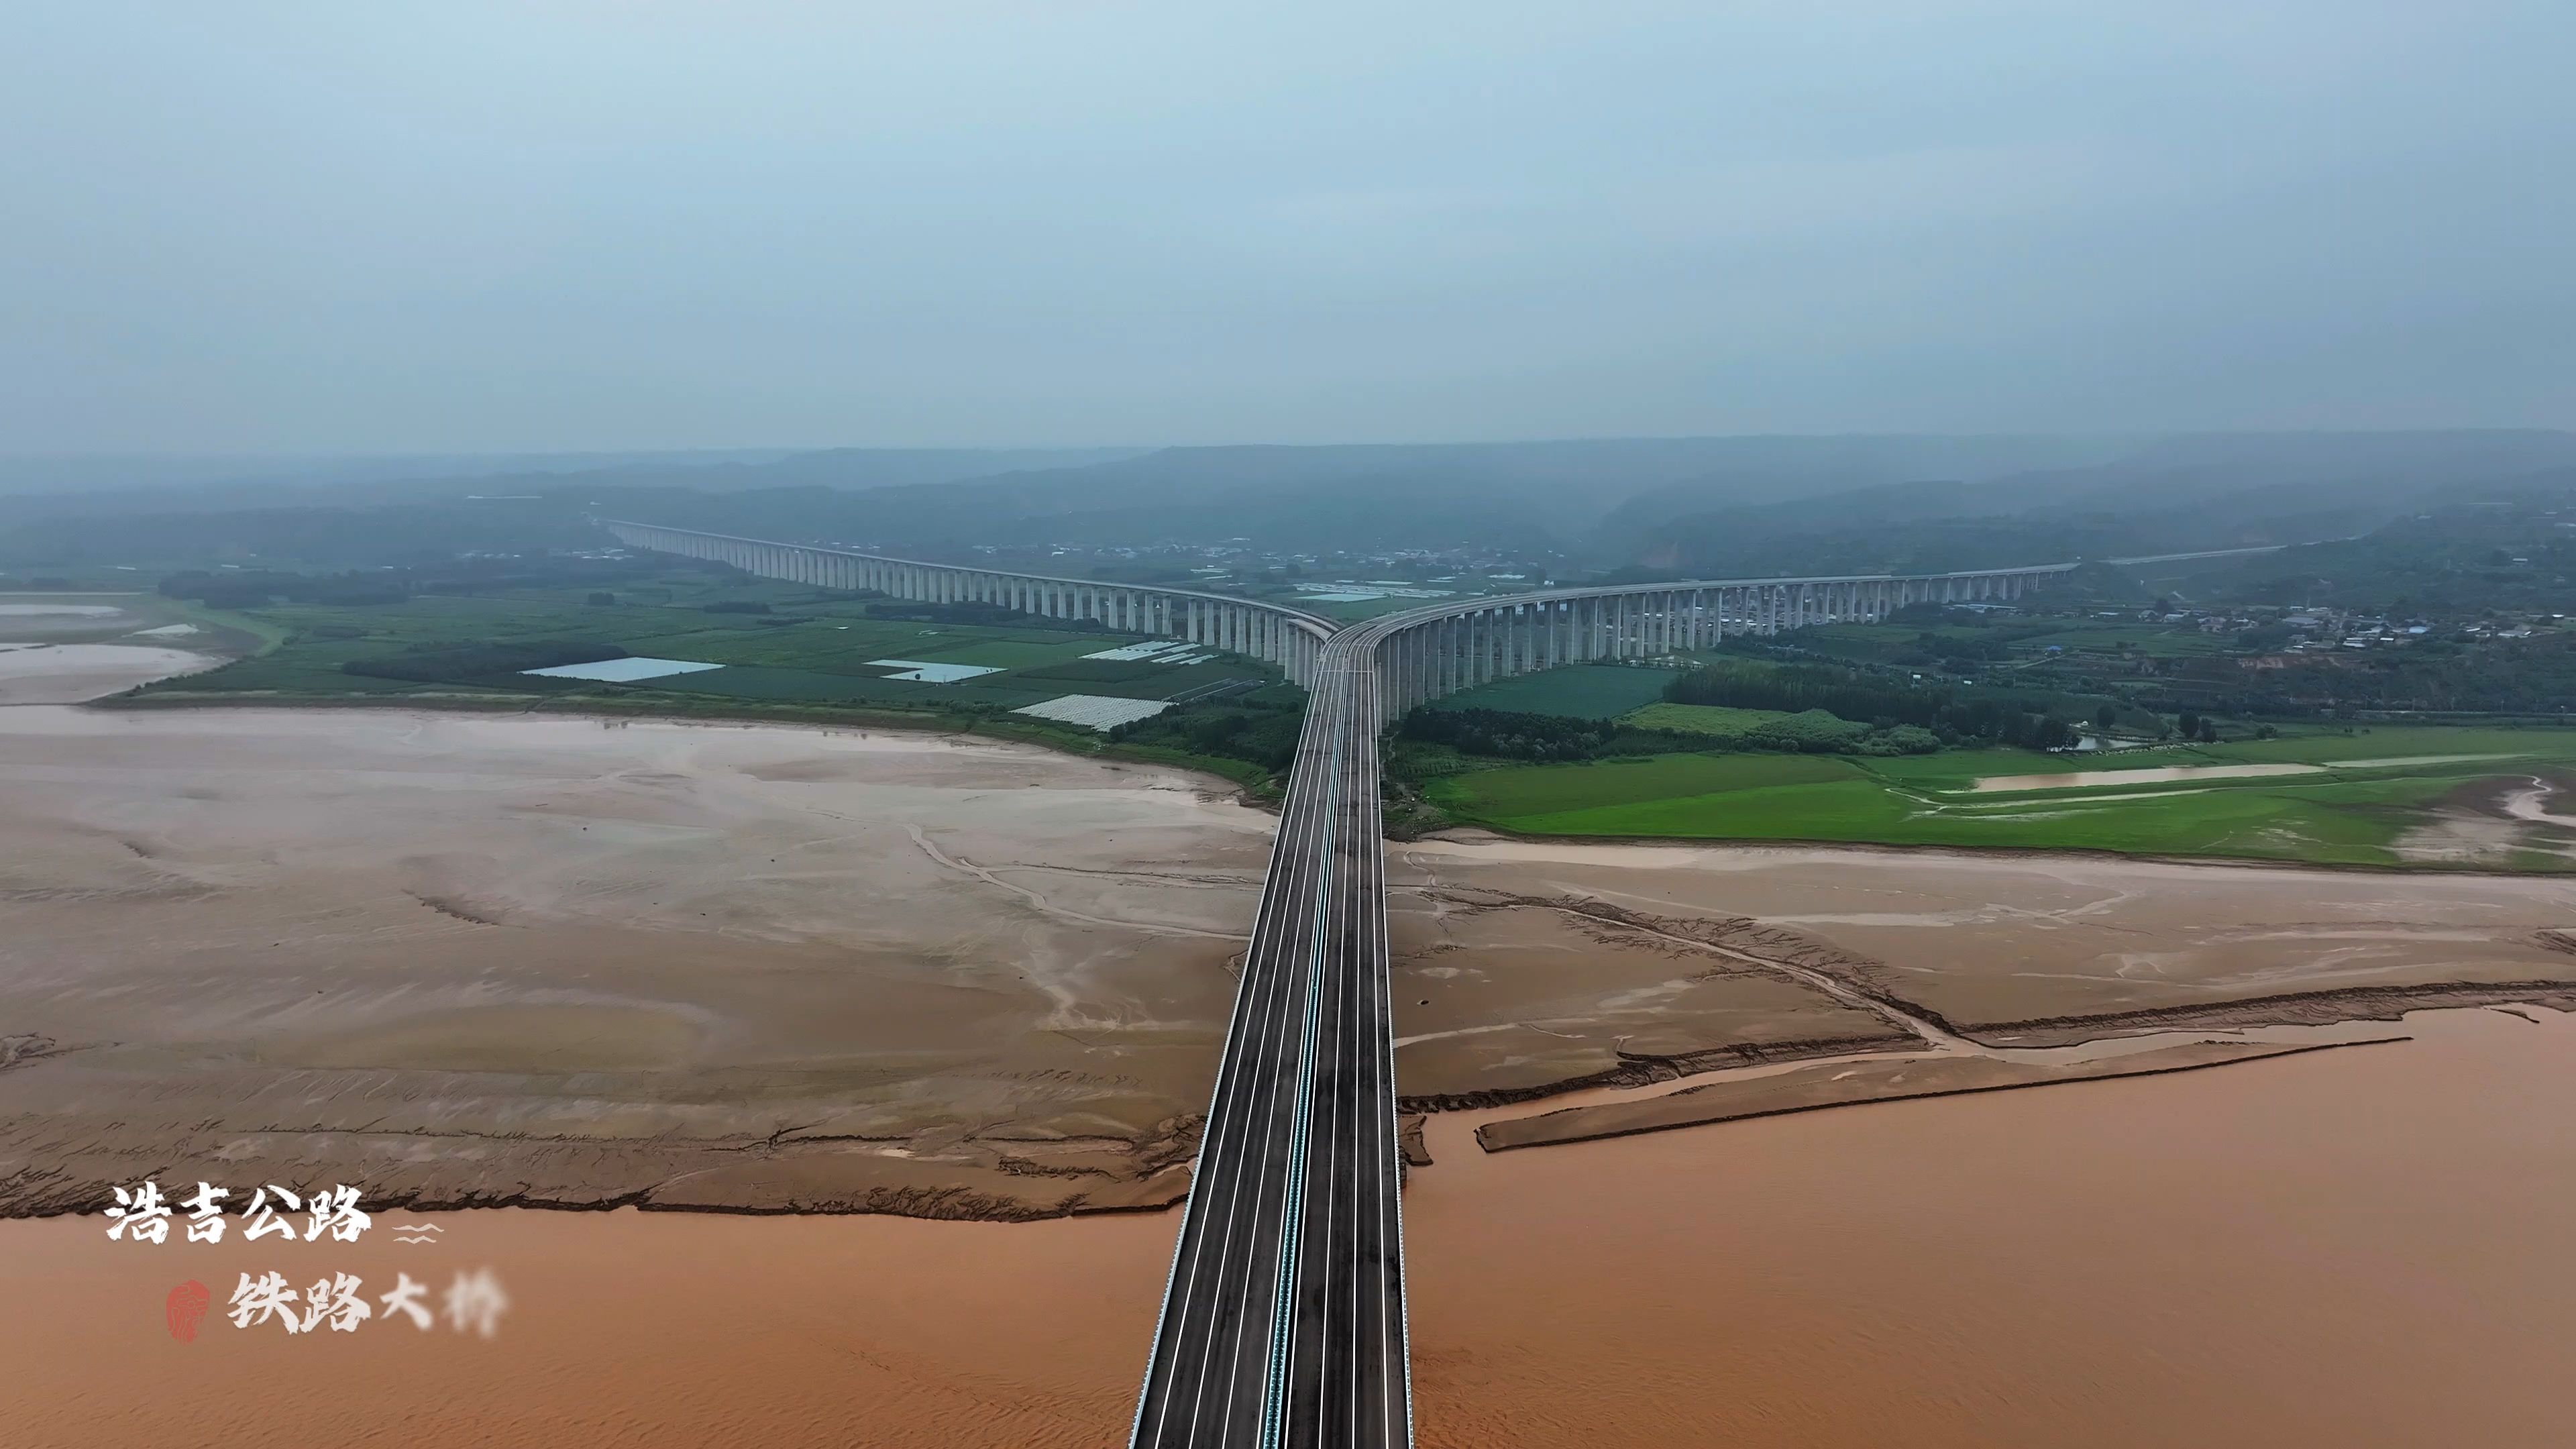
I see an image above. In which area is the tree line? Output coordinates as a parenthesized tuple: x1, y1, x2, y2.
(1666, 662, 2080, 750)
(1109, 692, 1309, 772)
(1398, 708, 1697, 763)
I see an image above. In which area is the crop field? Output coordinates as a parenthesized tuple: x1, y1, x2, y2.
(1624, 702, 1805, 735)
(129, 568, 1283, 722)
(1787, 623, 1973, 662)
(1426, 663, 1682, 720)
(1009, 656, 1261, 700)
(1426, 726, 2576, 869)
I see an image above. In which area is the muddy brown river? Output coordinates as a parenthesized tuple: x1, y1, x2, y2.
(9, 1005, 2573, 1446)
(9, 690, 2575, 1446)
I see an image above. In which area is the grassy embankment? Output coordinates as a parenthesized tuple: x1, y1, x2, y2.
(1429, 724, 2576, 868)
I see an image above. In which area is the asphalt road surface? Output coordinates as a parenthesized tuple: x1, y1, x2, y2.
(599, 522, 2064, 1448)
(1128, 623, 1411, 1449)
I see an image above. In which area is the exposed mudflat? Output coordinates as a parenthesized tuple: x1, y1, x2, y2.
(1393, 833, 2576, 1087)
(1473, 1035, 2396, 1150)
(13, 671, 2576, 1444)
(0, 706, 1275, 1219)
(2394, 772, 2576, 866)
(15, 705, 2576, 1224)
(0, 641, 221, 703)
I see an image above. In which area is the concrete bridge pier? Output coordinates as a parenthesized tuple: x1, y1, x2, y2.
(600, 520, 1332, 690)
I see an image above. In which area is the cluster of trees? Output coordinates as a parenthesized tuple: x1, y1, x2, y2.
(1398, 707, 1690, 763)
(2174, 710, 2222, 743)
(1109, 695, 1307, 773)
(2154, 632, 2576, 720)
(1401, 703, 1947, 763)
(1667, 662, 2082, 750)
(1902, 631, 2015, 666)
(2212, 494, 2576, 614)
(341, 639, 624, 684)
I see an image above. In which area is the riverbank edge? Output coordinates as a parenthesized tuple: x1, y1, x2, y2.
(83, 688, 1287, 806)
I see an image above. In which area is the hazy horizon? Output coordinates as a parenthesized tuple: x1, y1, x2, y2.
(9, 3, 2573, 453)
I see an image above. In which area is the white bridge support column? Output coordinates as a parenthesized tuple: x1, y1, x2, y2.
(602, 523, 2057, 714)
(597, 521, 1329, 692)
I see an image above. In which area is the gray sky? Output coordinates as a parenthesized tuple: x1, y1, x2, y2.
(7, 1, 2571, 452)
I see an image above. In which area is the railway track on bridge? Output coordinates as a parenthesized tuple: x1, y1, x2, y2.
(601, 521, 2065, 1448)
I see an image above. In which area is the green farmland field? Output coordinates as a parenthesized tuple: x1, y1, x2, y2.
(1427, 727, 2576, 869)
(1625, 701, 1873, 749)
(123, 566, 1283, 727)
(1624, 702, 1806, 735)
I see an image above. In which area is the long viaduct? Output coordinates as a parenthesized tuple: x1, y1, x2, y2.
(599, 519, 2068, 1448)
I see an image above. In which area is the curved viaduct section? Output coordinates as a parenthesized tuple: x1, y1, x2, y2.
(1360, 565, 2070, 722)
(599, 520, 2061, 1448)
(598, 521, 1336, 685)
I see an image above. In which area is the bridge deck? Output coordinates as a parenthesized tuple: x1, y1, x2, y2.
(600, 521, 2066, 1448)
(1129, 629, 1409, 1448)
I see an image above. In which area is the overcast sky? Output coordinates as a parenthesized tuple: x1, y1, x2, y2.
(6, 2, 2571, 453)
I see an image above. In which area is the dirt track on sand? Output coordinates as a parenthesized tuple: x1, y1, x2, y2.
(1391, 833, 2576, 1093)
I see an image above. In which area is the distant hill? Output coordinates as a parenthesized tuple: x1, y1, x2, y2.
(1627, 431, 2576, 578)
(2176, 485, 2576, 612)
(736, 431, 2576, 564)
(0, 446, 1146, 518)
(500, 446, 1149, 496)
(593, 436, 2147, 554)
(0, 450, 795, 499)
(13, 431, 2576, 577)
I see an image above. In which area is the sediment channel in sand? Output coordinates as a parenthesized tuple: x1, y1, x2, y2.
(0, 705, 1277, 1217)
(11, 706, 2576, 1220)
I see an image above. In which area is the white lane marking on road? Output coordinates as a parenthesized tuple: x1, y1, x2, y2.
(1139, 663, 1340, 1446)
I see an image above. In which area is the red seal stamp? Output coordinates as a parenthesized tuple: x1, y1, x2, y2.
(166, 1279, 211, 1342)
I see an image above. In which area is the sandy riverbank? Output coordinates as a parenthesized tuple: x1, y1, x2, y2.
(0, 705, 1281, 1218)
(12, 652, 2576, 1442)
(12, 704, 2576, 1220)
(1387, 832, 2576, 1097)
(0, 641, 223, 704)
